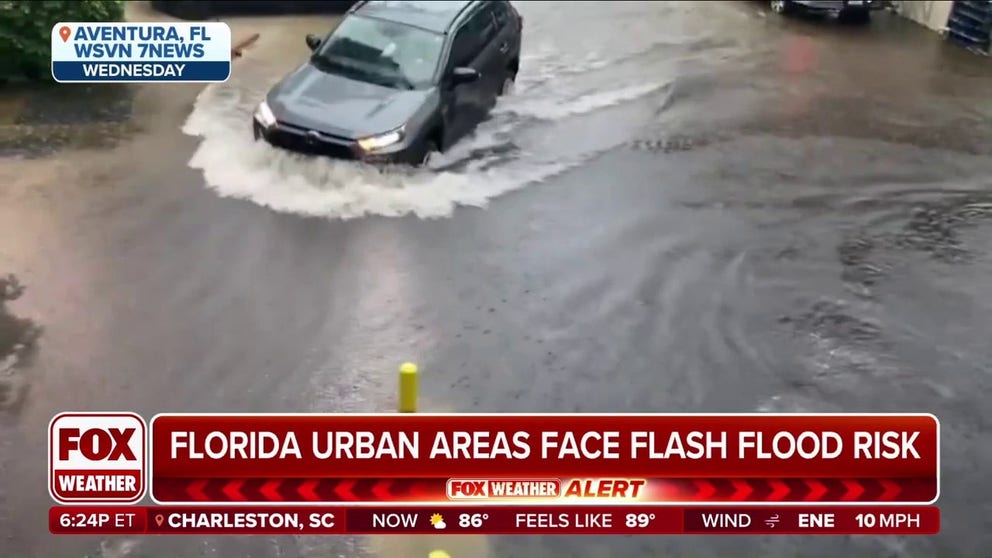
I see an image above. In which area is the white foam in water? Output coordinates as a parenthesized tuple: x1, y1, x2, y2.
(494, 82, 669, 121)
(182, 82, 579, 220)
(190, 83, 589, 219)
(181, 74, 662, 220)
(181, 2, 671, 220)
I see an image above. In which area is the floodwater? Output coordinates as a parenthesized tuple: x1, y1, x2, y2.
(1, 1, 992, 557)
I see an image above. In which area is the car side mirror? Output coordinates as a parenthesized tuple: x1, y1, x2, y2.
(305, 34, 322, 51)
(450, 66, 480, 85)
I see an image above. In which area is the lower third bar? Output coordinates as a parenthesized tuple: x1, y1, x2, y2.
(49, 505, 939, 535)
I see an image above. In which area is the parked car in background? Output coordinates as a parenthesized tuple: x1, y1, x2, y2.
(252, 0, 524, 166)
(151, 0, 358, 20)
(769, 0, 876, 23)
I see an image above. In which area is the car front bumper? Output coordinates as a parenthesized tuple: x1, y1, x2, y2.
(253, 119, 423, 165)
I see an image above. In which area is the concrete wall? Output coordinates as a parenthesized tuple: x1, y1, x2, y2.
(894, 0, 953, 31)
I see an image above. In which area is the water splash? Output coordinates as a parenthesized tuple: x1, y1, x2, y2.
(180, 2, 679, 221)
(181, 67, 667, 220)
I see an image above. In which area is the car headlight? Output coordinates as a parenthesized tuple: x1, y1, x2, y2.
(357, 129, 403, 152)
(254, 101, 276, 128)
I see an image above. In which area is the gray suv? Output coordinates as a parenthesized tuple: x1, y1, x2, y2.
(253, 0, 524, 166)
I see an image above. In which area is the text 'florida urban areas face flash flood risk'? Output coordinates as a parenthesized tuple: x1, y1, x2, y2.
(2, 1, 992, 557)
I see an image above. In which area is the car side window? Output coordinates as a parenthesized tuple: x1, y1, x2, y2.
(492, 1, 509, 29)
(467, 6, 497, 46)
(448, 29, 474, 72)
(447, 8, 496, 70)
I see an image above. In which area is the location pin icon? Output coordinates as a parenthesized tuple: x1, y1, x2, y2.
(154, 514, 164, 527)
(59, 26, 71, 43)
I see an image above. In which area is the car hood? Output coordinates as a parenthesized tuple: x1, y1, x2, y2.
(267, 63, 430, 139)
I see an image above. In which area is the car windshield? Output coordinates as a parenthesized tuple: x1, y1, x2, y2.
(311, 16, 444, 90)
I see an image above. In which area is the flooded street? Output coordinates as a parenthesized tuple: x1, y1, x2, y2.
(2, 1, 992, 556)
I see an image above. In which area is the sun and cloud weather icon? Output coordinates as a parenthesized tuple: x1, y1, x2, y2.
(430, 514, 447, 530)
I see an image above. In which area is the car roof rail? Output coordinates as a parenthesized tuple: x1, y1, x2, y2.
(447, 0, 479, 33)
(348, 0, 371, 14)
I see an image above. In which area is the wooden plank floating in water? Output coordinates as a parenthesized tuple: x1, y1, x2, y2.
(232, 33, 261, 58)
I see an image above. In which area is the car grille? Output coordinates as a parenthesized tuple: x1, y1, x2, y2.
(266, 124, 356, 160)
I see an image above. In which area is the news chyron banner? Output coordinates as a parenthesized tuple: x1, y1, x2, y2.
(48, 413, 940, 536)
(51, 22, 231, 83)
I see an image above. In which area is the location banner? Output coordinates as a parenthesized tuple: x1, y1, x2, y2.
(51, 22, 231, 83)
(50, 505, 940, 535)
(148, 414, 939, 504)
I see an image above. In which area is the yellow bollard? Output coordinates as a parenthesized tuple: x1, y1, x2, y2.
(399, 362, 418, 413)
(428, 552, 451, 558)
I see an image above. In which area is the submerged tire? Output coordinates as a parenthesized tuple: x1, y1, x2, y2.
(500, 73, 516, 96)
(417, 140, 438, 168)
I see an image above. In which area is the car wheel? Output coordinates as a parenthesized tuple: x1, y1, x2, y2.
(770, 0, 792, 15)
(499, 73, 516, 96)
(417, 140, 438, 168)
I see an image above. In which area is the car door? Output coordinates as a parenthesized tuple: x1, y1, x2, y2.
(471, 2, 509, 108)
(489, 1, 518, 81)
(442, 7, 497, 144)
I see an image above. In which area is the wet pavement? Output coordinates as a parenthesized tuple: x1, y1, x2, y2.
(2, 1, 992, 556)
